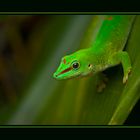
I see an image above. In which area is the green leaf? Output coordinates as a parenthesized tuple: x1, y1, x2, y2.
(108, 16, 140, 125)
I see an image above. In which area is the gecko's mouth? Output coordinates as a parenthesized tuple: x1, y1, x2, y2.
(53, 67, 72, 79)
(58, 67, 72, 76)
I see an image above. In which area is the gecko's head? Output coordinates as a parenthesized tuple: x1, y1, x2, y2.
(53, 49, 95, 80)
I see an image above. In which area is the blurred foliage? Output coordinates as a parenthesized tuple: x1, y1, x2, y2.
(0, 15, 139, 125)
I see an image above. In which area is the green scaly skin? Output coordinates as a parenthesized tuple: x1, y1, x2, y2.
(53, 15, 135, 84)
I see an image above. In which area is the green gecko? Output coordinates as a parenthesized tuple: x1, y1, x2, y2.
(53, 15, 135, 85)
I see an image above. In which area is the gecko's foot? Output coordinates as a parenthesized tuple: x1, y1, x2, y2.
(123, 68, 132, 84)
(97, 81, 106, 93)
(97, 74, 109, 93)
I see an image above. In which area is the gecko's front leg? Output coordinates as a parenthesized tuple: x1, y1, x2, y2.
(109, 51, 132, 84)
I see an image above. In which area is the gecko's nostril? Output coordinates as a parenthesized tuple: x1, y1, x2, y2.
(53, 73, 58, 78)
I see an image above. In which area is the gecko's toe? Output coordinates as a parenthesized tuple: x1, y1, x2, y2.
(123, 68, 132, 84)
(123, 77, 128, 84)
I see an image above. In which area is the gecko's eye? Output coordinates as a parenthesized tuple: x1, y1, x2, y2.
(72, 61, 80, 70)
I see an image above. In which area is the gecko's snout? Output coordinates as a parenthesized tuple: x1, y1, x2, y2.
(53, 72, 58, 79)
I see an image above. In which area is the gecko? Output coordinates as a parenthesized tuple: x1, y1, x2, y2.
(53, 15, 136, 88)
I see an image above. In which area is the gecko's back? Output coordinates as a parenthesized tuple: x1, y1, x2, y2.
(91, 15, 136, 53)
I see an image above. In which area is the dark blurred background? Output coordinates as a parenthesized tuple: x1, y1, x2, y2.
(125, 99, 140, 125)
(0, 15, 48, 104)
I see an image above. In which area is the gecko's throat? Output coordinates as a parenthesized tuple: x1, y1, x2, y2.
(53, 67, 72, 79)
